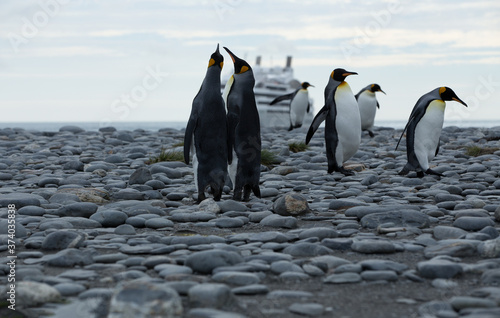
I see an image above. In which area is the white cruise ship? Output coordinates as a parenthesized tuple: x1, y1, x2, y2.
(221, 56, 314, 129)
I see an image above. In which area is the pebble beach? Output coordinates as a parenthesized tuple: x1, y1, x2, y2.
(1, 123, 500, 318)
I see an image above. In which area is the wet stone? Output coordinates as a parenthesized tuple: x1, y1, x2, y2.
(41, 231, 86, 250)
(324, 272, 362, 284)
(211, 271, 261, 286)
(260, 214, 298, 229)
(185, 250, 244, 274)
(90, 210, 128, 227)
(361, 270, 398, 281)
(351, 240, 396, 254)
(232, 284, 269, 295)
(188, 283, 235, 309)
(452, 216, 495, 231)
(417, 258, 464, 279)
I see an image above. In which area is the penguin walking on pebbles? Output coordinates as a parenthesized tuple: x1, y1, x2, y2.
(396, 87, 467, 177)
(184, 44, 229, 202)
(306, 68, 360, 175)
(355, 84, 385, 137)
(270, 82, 314, 131)
(223, 47, 261, 201)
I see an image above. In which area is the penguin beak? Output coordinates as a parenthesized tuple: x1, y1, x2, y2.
(216, 43, 220, 54)
(452, 97, 468, 107)
(223, 47, 236, 63)
(342, 71, 358, 77)
(379, 89, 386, 95)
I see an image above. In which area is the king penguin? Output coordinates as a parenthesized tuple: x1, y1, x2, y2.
(223, 47, 261, 201)
(355, 84, 385, 137)
(305, 68, 361, 175)
(396, 87, 467, 177)
(184, 44, 230, 202)
(270, 82, 314, 131)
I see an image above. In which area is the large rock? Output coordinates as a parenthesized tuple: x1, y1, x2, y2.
(14, 281, 61, 307)
(272, 192, 310, 216)
(108, 280, 183, 318)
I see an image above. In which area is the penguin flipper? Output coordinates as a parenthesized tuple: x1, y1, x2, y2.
(396, 99, 429, 151)
(305, 105, 329, 145)
(270, 92, 295, 105)
(376, 101, 380, 109)
(227, 111, 239, 157)
(307, 102, 311, 113)
(395, 121, 409, 151)
(435, 141, 440, 156)
(226, 121, 233, 164)
(183, 116, 197, 164)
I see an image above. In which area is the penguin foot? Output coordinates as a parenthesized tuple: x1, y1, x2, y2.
(196, 192, 206, 204)
(338, 167, 354, 176)
(416, 171, 425, 178)
(426, 169, 443, 177)
(368, 130, 375, 138)
(233, 188, 243, 201)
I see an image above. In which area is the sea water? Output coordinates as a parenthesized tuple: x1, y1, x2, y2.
(0, 120, 499, 132)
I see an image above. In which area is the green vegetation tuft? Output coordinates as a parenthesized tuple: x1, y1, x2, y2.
(465, 145, 499, 157)
(172, 141, 184, 147)
(288, 142, 309, 153)
(147, 148, 184, 164)
(261, 149, 279, 168)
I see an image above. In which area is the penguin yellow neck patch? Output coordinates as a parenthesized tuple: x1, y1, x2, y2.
(428, 100, 446, 112)
(208, 58, 215, 68)
(220, 61, 224, 69)
(439, 87, 446, 95)
(238, 66, 249, 74)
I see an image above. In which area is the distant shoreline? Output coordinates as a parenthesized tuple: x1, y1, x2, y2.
(0, 120, 499, 132)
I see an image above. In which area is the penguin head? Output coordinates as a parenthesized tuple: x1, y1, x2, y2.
(439, 87, 467, 107)
(223, 47, 252, 75)
(370, 84, 386, 94)
(330, 68, 358, 82)
(301, 82, 314, 89)
(208, 44, 224, 70)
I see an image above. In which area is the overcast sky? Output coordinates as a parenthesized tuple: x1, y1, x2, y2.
(1, 0, 500, 126)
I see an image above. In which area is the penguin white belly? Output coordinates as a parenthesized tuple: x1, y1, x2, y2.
(191, 136, 198, 189)
(222, 75, 234, 112)
(290, 90, 309, 126)
(357, 92, 377, 130)
(334, 82, 361, 163)
(414, 100, 445, 170)
(228, 149, 238, 188)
